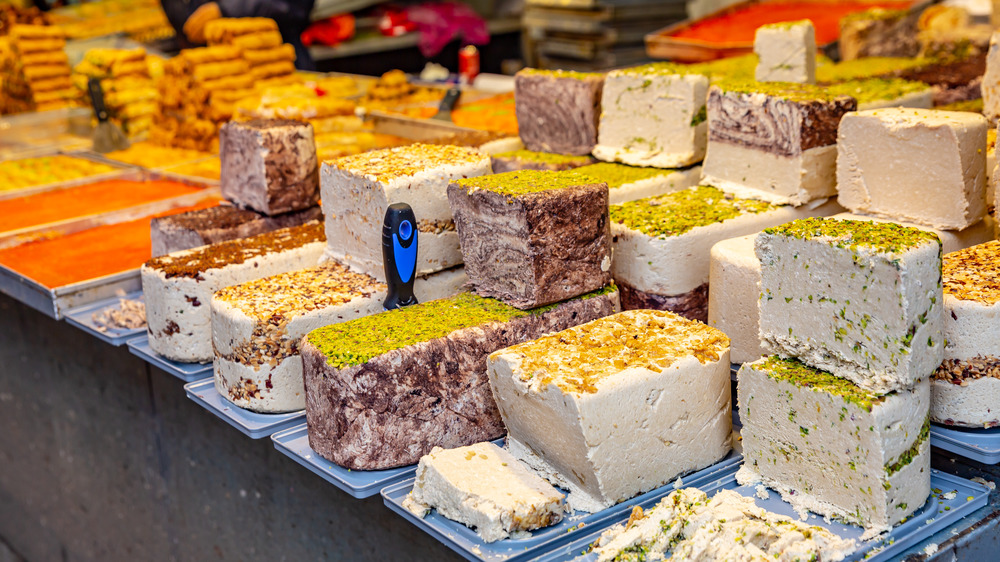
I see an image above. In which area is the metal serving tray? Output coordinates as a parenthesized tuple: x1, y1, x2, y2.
(534, 465, 990, 562)
(931, 423, 1000, 465)
(63, 290, 145, 346)
(184, 378, 305, 439)
(127, 334, 212, 382)
(381, 453, 743, 562)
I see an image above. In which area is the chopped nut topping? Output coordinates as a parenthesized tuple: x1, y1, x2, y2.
(942, 241, 1000, 304)
(327, 143, 486, 183)
(932, 356, 1000, 384)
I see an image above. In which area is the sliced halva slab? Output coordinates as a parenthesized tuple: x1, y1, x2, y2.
(757, 218, 944, 394)
(320, 143, 490, 281)
(738, 356, 931, 533)
(837, 108, 988, 230)
(933, 241, 1000, 427)
(142, 221, 326, 363)
(488, 310, 731, 513)
(754, 20, 817, 84)
(402, 442, 565, 543)
(593, 62, 710, 168)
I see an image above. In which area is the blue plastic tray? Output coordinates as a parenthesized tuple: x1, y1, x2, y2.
(931, 423, 1000, 464)
(64, 291, 146, 346)
(184, 378, 305, 439)
(534, 465, 990, 562)
(126, 334, 212, 382)
(272, 423, 431, 499)
(381, 453, 743, 562)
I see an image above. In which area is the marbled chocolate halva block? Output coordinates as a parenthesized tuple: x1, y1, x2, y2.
(300, 286, 620, 470)
(150, 204, 322, 256)
(610, 186, 839, 322)
(488, 310, 731, 513)
(933, 241, 1000, 428)
(593, 63, 710, 168)
(220, 119, 319, 215)
(757, 218, 944, 394)
(514, 69, 603, 156)
(142, 222, 326, 363)
(701, 82, 856, 206)
(738, 357, 930, 533)
(837, 108, 988, 230)
(448, 171, 611, 309)
(321, 143, 491, 281)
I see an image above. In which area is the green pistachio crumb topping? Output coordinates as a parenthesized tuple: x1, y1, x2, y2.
(454, 169, 599, 197)
(841, 8, 906, 25)
(815, 56, 930, 83)
(690, 104, 707, 127)
(760, 19, 813, 30)
(885, 416, 930, 476)
(493, 149, 593, 166)
(687, 54, 758, 82)
(519, 68, 603, 80)
(615, 61, 708, 78)
(763, 217, 941, 254)
(306, 285, 617, 369)
(759, 356, 884, 412)
(610, 185, 775, 239)
(565, 162, 673, 189)
(825, 78, 930, 104)
(936, 98, 984, 113)
(714, 79, 848, 103)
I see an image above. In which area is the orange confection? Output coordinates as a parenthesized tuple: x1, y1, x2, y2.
(0, 179, 205, 233)
(0, 198, 220, 288)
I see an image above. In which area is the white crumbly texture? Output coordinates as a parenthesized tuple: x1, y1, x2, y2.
(857, 88, 934, 111)
(478, 137, 523, 155)
(737, 359, 931, 533)
(989, 137, 996, 212)
(608, 166, 701, 205)
(613, 200, 839, 297)
(401, 442, 565, 543)
(702, 143, 838, 206)
(212, 268, 467, 413)
(707, 201, 843, 365)
(982, 32, 1000, 122)
(837, 108, 988, 230)
(142, 241, 325, 363)
(594, 70, 709, 168)
(488, 311, 732, 513)
(754, 21, 817, 84)
(757, 229, 944, 394)
(933, 378, 1000, 427)
(832, 212, 995, 255)
(319, 156, 490, 281)
(591, 488, 856, 562)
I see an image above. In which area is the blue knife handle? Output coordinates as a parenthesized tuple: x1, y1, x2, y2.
(382, 203, 418, 310)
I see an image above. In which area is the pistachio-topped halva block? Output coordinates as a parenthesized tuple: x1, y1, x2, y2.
(142, 221, 326, 363)
(448, 170, 611, 309)
(737, 357, 931, 532)
(837, 108, 988, 230)
(701, 81, 856, 206)
(402, 442, 565, 543)
(211, 262, 466, 413)
(757, 218, 944, 393)
(320, 143, 490, 281)
(488, 310, 732, 512)
(300, 286, 619, 470)
(933, 241, 1000, 427)
(566, 161, 700, 204)
(825, 78, 932, 110)
(832, 212, 995, 254)
(593, 63, 710, 168)
(514, 68, 603, 155)
(489, 149, 594, 174)
(754, 20, 817, 84)
(610, 186, 840, 321)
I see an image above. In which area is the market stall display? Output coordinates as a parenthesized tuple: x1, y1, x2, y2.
(205, 18, 297, 87)
(0, 154, 120, 194)
(2, 24, 78, 114)
(72, 47, 156, 136)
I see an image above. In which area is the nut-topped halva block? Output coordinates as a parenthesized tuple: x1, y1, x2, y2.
(489, 149, 594, 174)
(593, 63, 710, 168)
(142, 221, 326, 363)
(300, 286, 620, 470)
(737, 357, 930, 532)
(220, 118, 319, 215)
(754, 20, 817, 84)
(150, 204, 322, 257)
(566, 162, 700, 204)
(321, 143, 490, 281)
(448, 170, 611, 309)
(402, 442, 565, 543)
(514, 69, 603, 156)
(488, 310, 732, 512)
(933, 241, 1000, 427)
(211, 262, 467, 413)
(610, 186, 841, 321)
(837, 108, 988, 230)
(757, 218, 944, 394)
(701, 81, 856, 206)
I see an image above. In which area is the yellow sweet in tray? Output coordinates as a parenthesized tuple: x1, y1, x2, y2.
(0, 155, 118, 192)
(158, 157, 221, 180)
(104, 141, 213, 168)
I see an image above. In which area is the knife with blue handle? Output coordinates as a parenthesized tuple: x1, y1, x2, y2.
(382, 203, 418, 310)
